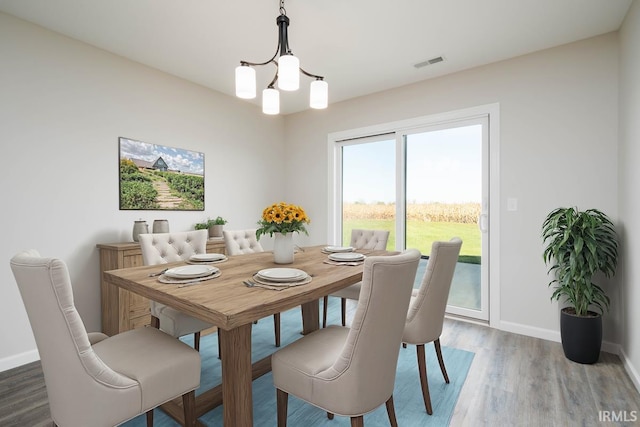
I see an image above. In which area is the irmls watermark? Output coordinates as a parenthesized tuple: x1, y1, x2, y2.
(599, 410, 638, 423)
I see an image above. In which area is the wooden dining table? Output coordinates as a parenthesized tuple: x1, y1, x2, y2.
(102, 244, 389, 427)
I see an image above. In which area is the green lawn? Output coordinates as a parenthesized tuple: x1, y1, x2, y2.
(343, 220, 481, 262)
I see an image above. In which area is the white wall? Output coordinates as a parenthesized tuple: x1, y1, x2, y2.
(285, 34, 620, 343)
(619, 0, 640, 389)
(0, 12, 285, 370)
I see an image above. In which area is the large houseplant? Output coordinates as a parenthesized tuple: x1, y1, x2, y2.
(541, 207, 618, 364)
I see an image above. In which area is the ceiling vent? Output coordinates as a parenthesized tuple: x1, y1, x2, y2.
(414, 56, 445, 69)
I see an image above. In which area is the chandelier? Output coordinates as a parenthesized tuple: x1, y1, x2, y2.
(234, 0, 328, 115)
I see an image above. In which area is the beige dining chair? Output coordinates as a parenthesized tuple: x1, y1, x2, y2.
(139, 230, 213, 352)
(402, 237, 462, 414)
(10, 250, 201, 427)
(322, 229, 390, 327)
(223, 228, 281, 347)
(272, 249, 421, 427)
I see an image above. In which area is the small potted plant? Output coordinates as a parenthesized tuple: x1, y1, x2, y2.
(541, 207, 618, 364)
(209, 216, 227, 238)
(195, 216, 227, 238)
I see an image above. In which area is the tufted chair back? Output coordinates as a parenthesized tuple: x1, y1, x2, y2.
(138, 230, 208, 265)
(223, 229, 264, 255)
(350, 229, 390, 250)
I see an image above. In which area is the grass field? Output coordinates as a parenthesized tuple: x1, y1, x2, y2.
(343, 202, 481, 262)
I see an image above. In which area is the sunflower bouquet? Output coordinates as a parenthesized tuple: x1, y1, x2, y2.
(256, 202, 311, 239)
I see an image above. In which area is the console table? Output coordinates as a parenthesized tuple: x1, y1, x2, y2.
(97, 238, 226, 336)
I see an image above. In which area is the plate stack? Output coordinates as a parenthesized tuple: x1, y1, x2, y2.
(160, 265, 221, 284)
(188, 253, 228, 264)
(327, 252, 366, 263)
(322, 246, 355, 254)
(253, 268, 312, 287)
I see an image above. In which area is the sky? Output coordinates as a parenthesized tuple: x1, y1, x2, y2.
(119, 137, 204, 175)
(342, 124, 482, 204)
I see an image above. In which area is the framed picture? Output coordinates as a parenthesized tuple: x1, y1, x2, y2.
(118, 136, 204, 211)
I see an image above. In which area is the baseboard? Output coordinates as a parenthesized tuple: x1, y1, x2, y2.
(0, 349, 40, 373)
(498, 319, 561, 343)
(619, 347, 640, 394)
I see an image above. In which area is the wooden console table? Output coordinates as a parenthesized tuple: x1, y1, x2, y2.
(97, 238, 226, 336)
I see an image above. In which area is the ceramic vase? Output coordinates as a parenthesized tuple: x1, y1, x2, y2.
(273, 232, 294, 264)
(152, 219, 169, 233)
(132, 220, 148, 242)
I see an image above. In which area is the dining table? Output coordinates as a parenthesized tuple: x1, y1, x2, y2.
(102, 244, 391, 427)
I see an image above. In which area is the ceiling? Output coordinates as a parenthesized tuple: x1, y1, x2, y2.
(0, 0, 633, 115)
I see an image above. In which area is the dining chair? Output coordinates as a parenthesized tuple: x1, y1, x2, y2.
(322, 229, 390, 327)
(402, 237, 462, 415)
(139, 230, 213, 352)
(223, 228, 281, 347)
(272, 249, 421, 427)
(10, 250, 201, 427)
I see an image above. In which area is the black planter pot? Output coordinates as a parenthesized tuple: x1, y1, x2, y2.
(560, 308, 602, 364)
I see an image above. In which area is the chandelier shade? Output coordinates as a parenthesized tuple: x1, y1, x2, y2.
(234, 0, 327, 114)
(309, 79, 328, 109)
(235, 65, 256, 99)
(262, 87, 280, 115)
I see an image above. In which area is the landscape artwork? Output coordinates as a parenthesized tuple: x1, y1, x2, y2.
(119, 137, 205, 211)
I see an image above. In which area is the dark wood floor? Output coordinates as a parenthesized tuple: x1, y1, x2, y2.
(2, 318, 639, 426)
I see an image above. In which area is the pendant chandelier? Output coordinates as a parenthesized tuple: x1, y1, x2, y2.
(235, 0, 328, 115)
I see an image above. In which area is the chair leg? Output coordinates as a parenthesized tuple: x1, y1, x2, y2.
(341, 298, 347, 326)
(151, 315, 160, 329)
(322, 295, 329, 328)
(416, 344, 433, 415)
(194, 332, 200, 351)
(385, 395, 398, 427)
(145, 409, 153, 427)
(327, 412, 334, 419)
(182, 390, 196, 427)
(434, 338, 450, 383)
(274, 313, 281, 347)
(350, 415, 364, 427)
(276, 388, 289, 427)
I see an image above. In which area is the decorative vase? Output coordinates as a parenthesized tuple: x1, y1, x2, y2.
(152, 219, 169, 233)
(273, 232, 295, 264)
(132, 220, 149, 242)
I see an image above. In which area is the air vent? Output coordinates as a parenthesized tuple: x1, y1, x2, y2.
(413, 56, 445, 69)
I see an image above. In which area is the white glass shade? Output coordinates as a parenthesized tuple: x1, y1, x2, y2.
(262, 87, 280, 115)
(278, 54, 300, 91)
(235, 65, 256, 99)
(309, 80, 328, 109)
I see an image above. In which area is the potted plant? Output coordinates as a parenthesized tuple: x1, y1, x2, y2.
(195, 216, 227, 238)
(541, 207, 618, 364)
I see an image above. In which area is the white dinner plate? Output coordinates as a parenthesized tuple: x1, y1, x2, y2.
(189, 253, 226, 262)
(328, 252, 365, 262)
(323, 246, 355, 253)
(257, 268, 308, 282)
(164, 265, 219, 279)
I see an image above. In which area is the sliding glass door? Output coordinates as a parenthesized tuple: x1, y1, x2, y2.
(332, 115, 490, 321)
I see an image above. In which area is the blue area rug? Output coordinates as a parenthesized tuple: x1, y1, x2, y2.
(123, 275, 474, 426)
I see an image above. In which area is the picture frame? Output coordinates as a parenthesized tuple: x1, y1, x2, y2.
(118, 136, 204, 211)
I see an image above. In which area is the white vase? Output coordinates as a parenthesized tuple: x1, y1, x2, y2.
(273, 232, 295, 264)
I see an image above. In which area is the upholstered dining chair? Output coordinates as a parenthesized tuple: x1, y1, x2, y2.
(272, 249, 421, 427)
(322, 229, 390, 327)
(402, 237, 462, 415)
(10, 250, 201, 427)
(139, 230, 213, 352)
(223, 228, 281, 347)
